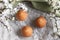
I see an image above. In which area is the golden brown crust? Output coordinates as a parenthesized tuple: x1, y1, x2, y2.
(35, 16, 47, 28)
(16, 10, 28, 21)
(21, 25, 33, 37)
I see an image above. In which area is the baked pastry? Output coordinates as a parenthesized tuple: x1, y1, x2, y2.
(35, 16, 47, 28)
(16, 9, 28, 21)
(21, 25, 33, 37)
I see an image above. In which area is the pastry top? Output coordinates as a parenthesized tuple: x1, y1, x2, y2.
(16, 9, 28, 21)
(21, 25, 33, 37)
(36, 16, 47, 28)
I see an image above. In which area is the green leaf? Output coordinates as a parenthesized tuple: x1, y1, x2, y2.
(32, 2, 53, 12)
(28, 0, 48, 2)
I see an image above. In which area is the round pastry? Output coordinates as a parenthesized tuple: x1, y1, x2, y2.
(35, 16, 47, 28)
(16, 9, 28, 21)
(21, 25, 33, 37)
